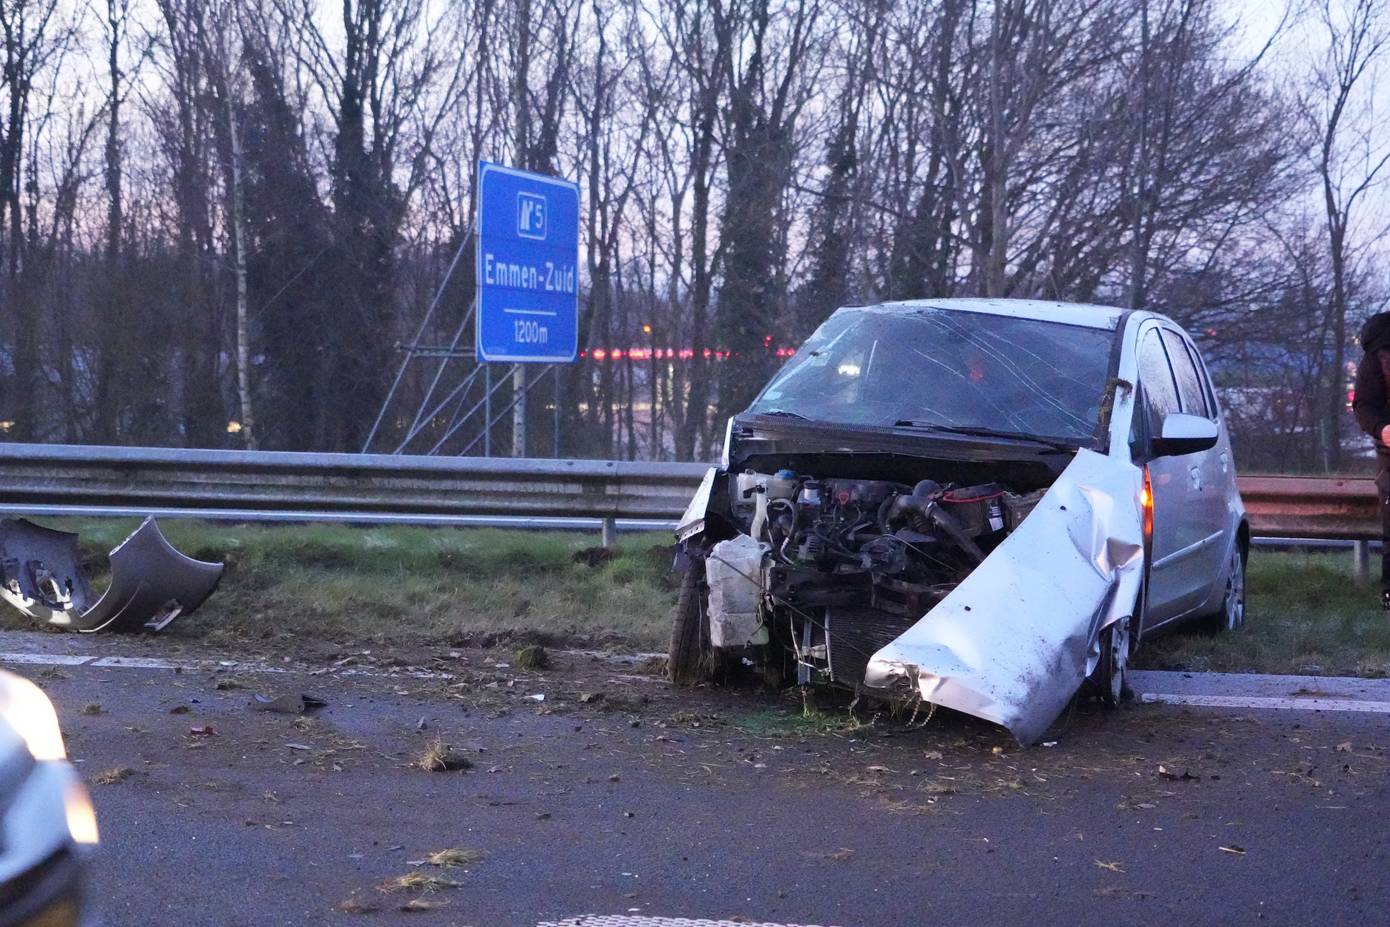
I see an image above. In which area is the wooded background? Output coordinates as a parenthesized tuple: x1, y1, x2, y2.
(0, 0, 1386, 470)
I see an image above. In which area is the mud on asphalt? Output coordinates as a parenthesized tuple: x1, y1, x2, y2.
(12, 630, 1390, 926)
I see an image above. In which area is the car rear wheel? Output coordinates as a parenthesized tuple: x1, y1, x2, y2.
(1093, 616, 1130, 708)
(668, 556, 708, 686)
(1216, 546, 1246, 632)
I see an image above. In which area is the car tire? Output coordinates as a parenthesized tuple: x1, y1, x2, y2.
(1201, 544, 1247, 633)
(668, 556, 708, 686)
(1093, 616, 1131, 708)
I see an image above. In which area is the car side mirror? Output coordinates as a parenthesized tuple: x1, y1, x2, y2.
(1151, 413, 1219, 458)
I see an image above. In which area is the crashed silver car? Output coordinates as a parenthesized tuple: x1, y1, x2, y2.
(0, 668, 100, 924)
(671, 298, 1247, 744)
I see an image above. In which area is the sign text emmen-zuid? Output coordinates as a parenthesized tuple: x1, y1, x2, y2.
(475, 162, 580, 363)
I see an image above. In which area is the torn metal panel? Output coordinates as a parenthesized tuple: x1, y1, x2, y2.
(862, 449, 1145, 745)
(0, 519, 92, 623)
(676, 468, 718, 542)
(0, 516, 222, 633)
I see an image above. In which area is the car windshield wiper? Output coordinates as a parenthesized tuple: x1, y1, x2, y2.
(752, 409, 811, 420)
(893, 420, 1076, 453)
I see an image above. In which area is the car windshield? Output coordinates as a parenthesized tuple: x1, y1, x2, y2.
(747, 305, 1117, 445)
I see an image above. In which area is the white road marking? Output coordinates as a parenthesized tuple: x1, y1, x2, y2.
(89, 656, 181, 669)
(1141, 692, 1390, 714)
(538, 918, 837, 927)
(4, 647, 1390, 717)
(0, 652, 96, 666)
(0, 649, 434, 679)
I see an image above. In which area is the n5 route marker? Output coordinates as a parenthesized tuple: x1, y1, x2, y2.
(475, 161, 581, 363)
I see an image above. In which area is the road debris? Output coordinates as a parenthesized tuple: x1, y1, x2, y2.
(336, 896, 380, 915)
(407, 848, 483, 868)
(91, 767, 132, 785)
(0, 516, 223, 632)
(188, 725, 217, 736)
(1095, 860, 1127, 873)
(378, 872, 463, 893)
(250, 693, 327, 715)
(80, 703, 102, 715)
(1158, 764, 1200, 781)
(418, 740, 473, 772)
(398, 898, 448, 913)
(1219, 845, 1247, 855)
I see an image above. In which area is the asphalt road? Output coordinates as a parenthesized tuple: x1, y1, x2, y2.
(8, 632, 1388, 927)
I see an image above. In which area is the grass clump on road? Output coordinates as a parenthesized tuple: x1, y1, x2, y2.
(1136, 549, 1390, 677)
(2, 519, 677, 654)
(420, 848, 484, 868)
(417, 739, 474, 772)
(90, 767, 132, 785)
(377, 871, 462, 893)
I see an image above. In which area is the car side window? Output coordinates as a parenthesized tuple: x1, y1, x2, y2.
(1182, 338, 1220, 419)
(1138, 329, 1180, 434)
(1161, 329, 1211, 419)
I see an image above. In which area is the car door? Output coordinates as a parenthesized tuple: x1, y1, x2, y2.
(1135, 324, 1205, 625)
(1160, 328, 1231, 600)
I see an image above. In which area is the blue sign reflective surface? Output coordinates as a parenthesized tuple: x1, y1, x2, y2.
(475, 161, 580, 363)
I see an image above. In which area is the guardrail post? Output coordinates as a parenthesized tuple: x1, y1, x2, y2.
(1354, 540, 1371, 582)
(601, 517, 617, 548)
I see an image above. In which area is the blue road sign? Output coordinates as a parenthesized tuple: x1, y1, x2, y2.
(475, 161, 580, 363)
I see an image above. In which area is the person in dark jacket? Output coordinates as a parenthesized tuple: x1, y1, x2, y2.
(1352, 311, 1390, 608)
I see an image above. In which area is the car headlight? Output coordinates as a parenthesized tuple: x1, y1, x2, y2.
(63, 779, 99, 845)
(0, 674, 66, 762)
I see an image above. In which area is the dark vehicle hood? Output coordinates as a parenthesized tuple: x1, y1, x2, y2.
(727, 414, 1075, 486)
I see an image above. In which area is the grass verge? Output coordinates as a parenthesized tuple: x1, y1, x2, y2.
(1, 519, 678, 654)
(6, 520, 1386, 677)
(1135, 549, 1390, 677)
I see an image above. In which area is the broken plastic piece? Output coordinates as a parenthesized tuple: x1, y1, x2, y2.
(0, 516, 223, 633)
(250, 693, 327, 715)
(0, 519, 91, 622)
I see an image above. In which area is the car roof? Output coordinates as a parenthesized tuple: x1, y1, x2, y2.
(843, 298, 1128, 331)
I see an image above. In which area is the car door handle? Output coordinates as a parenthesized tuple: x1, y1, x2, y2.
(1189, 466, 1202, 491)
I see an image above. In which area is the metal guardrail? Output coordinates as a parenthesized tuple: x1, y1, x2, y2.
(1237, 475, 1378, 541)
(0, 443, 708, 523)
(0, 443, 1379, 542)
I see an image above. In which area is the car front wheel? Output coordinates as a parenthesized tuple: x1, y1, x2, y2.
(668, 556, 708, 686)
(1093, 616, 1130, 708)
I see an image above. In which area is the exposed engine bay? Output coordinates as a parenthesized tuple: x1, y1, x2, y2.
(703, 465, 1049, 691)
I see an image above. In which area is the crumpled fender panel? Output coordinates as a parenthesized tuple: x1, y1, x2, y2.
(0, 516, 223, 633)
(676, 468, 718, 542)
(862, 449, 1145, 745)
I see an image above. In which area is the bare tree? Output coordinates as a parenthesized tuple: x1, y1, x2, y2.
(1306, 0, 1390, 469)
